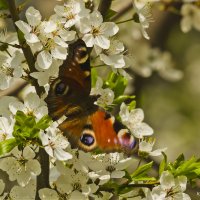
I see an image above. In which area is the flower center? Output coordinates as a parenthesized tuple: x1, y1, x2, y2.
(0, 66, 13, 76)
(106, 165, 116, 172)
(91, 27, 100, 36)
(72, 182, 82, 191)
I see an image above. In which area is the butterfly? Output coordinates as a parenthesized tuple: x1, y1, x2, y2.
(45, 39, 137, 154)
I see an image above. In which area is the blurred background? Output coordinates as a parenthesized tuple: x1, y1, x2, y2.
(0, 0, 200, 198)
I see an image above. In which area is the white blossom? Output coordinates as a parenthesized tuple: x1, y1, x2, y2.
(89, 152, 132, 185)
(139, 138, 167, 157)
(55, 165, 98, 199)
(181, 3, 200, 33)
(54, 0, 90, 28)
(132, 1, 153, 40)
(39, 188, 59, 200)
(0, 146, 41, 187)
(90, 77, 114, 107)
(10, 179, 36, 200)
(0, 50, 24, 90)
(119, 103, 153, 138)
(79, 11, 119, 49)
(39, 124, 72, 161)
(151, 171, 191, 200)
(99, 39, 126, 69)
(9, 92, 48, 121)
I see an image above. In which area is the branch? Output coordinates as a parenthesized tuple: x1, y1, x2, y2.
(111, 2, 133, 21)
(98, 0, 112, 20)
(7, 0, 44, 96)
(35, 148, 50, 199)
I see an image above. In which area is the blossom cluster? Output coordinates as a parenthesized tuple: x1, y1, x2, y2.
(0, 0, 199, 199)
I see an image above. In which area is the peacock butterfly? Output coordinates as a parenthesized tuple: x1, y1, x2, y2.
(45, 39, 137, 153)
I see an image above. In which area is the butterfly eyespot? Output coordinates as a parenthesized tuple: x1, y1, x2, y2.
(80, 133, 95, 146)
(55, 81, 69, 96)
(118, 129, 136, 149)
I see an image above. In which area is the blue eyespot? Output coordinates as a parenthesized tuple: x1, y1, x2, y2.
(80, 133, 95, 146)
(55, 82, 68, 95)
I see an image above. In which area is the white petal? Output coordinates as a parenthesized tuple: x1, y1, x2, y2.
(9, 101, 25, 114)
(100, 54, 125, 68)
(34, 106, 48, 120)
(51, 46, 68, 60)
(150, 148, 167, 157)
(25, 93, 40, 110)
(58, 30, 76, 41)
(15, 21, 31, 34)
(95, 35, 110, 49)
(37, 50, 52, 69)
(111, 170, 125, 178)
(70, 191, 86, 200)
(44, 21, 57, 33)
(17, 168, 31, 187)
(39, 131, 49, 146)
(23, 146, 35, 159)
(82, 34, 95, 47)
(176, 176, 187, 192)
(39, 188, 59, 200)
(160, 171, 175, 190)
(90, 11, 103, 27)
(100, 22, 119, 36)
(26, 7, 42, 27)
(45, 146, 54, 157)
(0, 179, 5, 195)
(180, 17, 191, 33)
(132, 123, 153, 138)
(25, 33, 39, 43)
(26, 160, 41, 176)
(54, 148, 72, 161)
(130, 108, 144, 124)
(79, 18, 92, 34)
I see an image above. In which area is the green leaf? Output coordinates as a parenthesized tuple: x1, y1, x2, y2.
(105, 72, 128, 98)
(131, 162, 153, 180)
(173, 153, 185, 169)
(128, 100, 136, 110)
(159, 152, 167, 176)
(35, 115, 52, 130)
(0, 0, 8, 10)
(0, 138, 19, 156)
(113, 95, 135, 105)
(104, 9, 117, 21)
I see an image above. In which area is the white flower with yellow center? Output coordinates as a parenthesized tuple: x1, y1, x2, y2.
(79, 11, 119, 49)
(151, 171, 191, 200)
(119, 103, 153, 138)
(9, 92, 48, 121)
(39, 124, 72, 161)
(0, 147, 41, 187)
(54, 0, 90, 28)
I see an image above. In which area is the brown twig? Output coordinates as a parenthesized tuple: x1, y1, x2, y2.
(98, 0, 112, 20)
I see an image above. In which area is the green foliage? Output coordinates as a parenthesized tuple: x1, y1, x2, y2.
(0, 111, 52, 156)
(105, 72, 128, 98)
(0, 138, 19, 156)
(91, 68, 98, 88)
(0, 0, 8, 10)
(159, 152, 167, 176)
(131, 162, 155, 181)
(104, 9, 117, 21)
(13, 111, 51, 141)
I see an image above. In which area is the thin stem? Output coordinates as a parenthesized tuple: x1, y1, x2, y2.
(0, 41, 21, 48)
(111, 2, 133, 21)
(116, 18, 133, 24)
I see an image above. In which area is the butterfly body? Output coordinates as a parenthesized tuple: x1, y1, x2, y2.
(46, 39, 137, 153)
